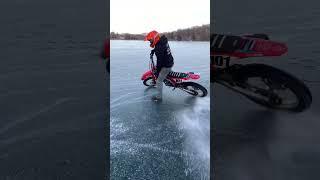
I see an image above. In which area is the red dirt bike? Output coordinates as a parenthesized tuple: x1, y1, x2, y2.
(211, 33, 312, 112)
(141, 54, 208, 97)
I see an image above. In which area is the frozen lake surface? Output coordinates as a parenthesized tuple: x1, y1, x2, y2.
(111, 40, 210, 179)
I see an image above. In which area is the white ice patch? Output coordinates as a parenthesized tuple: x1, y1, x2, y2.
(176, 97, 210, 179)
(110, 117, 129, 139)
(110, 117, 137, 155)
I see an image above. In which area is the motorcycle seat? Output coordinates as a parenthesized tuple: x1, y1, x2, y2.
(167, 71, 189, 78)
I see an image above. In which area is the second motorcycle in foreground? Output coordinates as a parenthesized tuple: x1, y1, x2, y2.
(211, 33, 312, 112)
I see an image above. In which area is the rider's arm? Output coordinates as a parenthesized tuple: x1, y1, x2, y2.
(156, 62, 162, 77)
(155, 46, 166, 77)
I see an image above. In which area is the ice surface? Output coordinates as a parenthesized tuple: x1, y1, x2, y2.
(110, 40, 210, 179)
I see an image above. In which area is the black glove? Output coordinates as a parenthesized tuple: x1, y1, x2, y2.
(150, 50, 155, 58)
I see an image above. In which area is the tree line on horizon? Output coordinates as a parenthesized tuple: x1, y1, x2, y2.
(111, 24, 209, 41)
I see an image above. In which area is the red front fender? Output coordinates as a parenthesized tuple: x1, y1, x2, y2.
(141, 70, 153, 80)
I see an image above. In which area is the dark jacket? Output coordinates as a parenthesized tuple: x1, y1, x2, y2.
(152, 35, 174, 75)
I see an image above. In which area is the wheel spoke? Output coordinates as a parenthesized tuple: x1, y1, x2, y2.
(243, 77, 299, 108)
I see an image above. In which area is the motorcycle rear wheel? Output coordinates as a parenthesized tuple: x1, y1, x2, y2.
(231, 64, 312, 112)
(179, 82, 208, 97)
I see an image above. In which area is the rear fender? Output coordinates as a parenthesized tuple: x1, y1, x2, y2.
(188, 73, 200, 80)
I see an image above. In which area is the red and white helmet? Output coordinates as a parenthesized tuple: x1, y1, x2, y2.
(144, 30, 160, 48)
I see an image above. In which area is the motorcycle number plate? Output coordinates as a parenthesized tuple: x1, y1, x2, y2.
(211, 55, 230, 68)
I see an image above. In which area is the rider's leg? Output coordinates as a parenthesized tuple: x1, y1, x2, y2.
(155, 67, 172, 99)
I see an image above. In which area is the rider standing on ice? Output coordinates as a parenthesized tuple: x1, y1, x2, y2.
(144, 30, 174, 101)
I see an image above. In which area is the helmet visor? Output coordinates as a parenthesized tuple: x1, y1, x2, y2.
(149, 39, 154, 46)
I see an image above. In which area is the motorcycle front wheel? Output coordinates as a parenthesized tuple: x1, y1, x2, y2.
(143, 77, 156, 86)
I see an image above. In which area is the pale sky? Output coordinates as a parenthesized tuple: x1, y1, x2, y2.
(111, 0, 210, 34)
